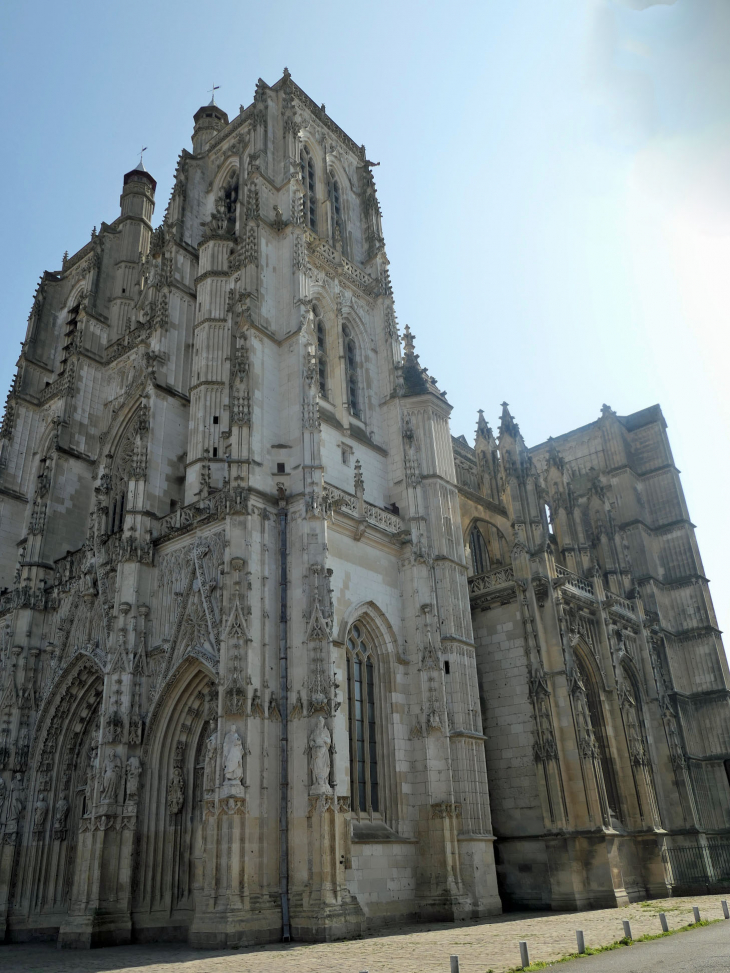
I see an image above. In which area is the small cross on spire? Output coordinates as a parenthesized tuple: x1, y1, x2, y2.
(136, 146, 148, 171)
(208, 83, 220, 106)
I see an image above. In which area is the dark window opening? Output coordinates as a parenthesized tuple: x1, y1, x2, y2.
(212, 447, 218, 458)
(470, 526, 490, 577)
(347, 623, 379, 814)
(314, 305, 327, 396)
(277, 462, 285, 474)
(213, 415, 219, 425)
(343, 324, 360, 418)
(300, 147, 317, 231)
(223, 170, 239, 234)
(444, 660, 450, 675)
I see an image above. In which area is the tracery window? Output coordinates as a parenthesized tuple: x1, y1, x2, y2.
(314, 304, 327, 397)
(342, 324, 360, 418)
(300, 147, 317, 231)
(346, 624, 379, 814)
(470, 526, 490, 576)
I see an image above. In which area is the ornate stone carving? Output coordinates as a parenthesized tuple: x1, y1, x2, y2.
(308, 716, 332, 795)
(125, 755, 142, 802)
(100, 749, 122, 803)
(167, 767, 185, 814)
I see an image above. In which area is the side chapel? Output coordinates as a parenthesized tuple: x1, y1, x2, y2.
(0, 72, 727, 947)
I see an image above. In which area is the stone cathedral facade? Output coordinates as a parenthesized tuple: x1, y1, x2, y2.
(0, 73, 727, 948)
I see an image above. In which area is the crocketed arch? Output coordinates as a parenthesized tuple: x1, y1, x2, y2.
(136, 659, 215, 918)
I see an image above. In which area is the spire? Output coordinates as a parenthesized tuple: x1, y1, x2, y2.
(498, 402, 520, 441)
(475, 409, 492, 443)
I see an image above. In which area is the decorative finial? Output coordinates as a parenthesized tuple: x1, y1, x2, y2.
(208, 83, 220, 106)
(283, 67, 291, 80)
(403, 324, 416, 359)
(135, 147, 148, 171)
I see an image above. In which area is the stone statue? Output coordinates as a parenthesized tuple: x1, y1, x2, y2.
(7, 773, 25, 829)
(100, 748, 122, 803)
(33, 794, 48, 831)
(53, 794, 70, 832)
(223, 724, 243, 784)
(125, 755, 142, 802)
(167, 767, 185, 814)
(308, 716, 332, 795)
(204, 729, 217, 790)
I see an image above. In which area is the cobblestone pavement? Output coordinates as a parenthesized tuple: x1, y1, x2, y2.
(1, 895, 728, 973)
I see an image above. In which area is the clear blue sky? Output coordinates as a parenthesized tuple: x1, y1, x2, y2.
(1, 0, 728, 640)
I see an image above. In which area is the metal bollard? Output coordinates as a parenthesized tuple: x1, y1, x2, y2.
(659, 912, 668, 933)
(722, 900, 730, 920)
(693, 906, 701, 924)
(622, 919, 632, 940)
(450, 956, 460, 973)
(576, 930, 585, 954)
(519, 940, 530, 969)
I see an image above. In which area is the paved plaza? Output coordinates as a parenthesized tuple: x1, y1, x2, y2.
(1, 895, 728, 973)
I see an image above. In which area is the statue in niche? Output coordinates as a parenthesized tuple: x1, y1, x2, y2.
(308, 716, 332, 795)
(204, 729, 217, 791)
(7, 773, 25, 829)
(125, 755, 142, 802)
(53, 794, 70, 832)
(100, 748, 122, 803)
(223, 724, 244, 784)
(80, 553, 98, 599)
(33, 793, 48, 831)
(167, 767, 185, 814)
(250, 688, 265, 719)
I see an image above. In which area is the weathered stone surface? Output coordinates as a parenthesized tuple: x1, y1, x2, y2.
(0, 73, 726, 949)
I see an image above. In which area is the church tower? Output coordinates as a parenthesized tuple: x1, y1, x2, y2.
(0, 73, 500, 947)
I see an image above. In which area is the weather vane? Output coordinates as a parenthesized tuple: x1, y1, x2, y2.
(138, 146, 148, 167)
(208, 83, 220, 105)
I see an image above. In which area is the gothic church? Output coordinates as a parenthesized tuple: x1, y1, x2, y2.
(0, 73, 727, 947)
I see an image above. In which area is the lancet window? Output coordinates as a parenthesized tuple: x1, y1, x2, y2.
(470, 526, 490, 576)
(346, 624, 379, 814)
(223, 169, 239, 235)
(576, 655, 621, 819)
(342, 324, 360, 418)
(314, 305, 327, 397)
(300, 146, 317, 231)
(59, 303, 80, 376)
(328, 174, 345, 252)
(107, 430, 135, 535)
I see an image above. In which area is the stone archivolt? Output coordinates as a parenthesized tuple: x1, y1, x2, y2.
(0, 73, 726, 950)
